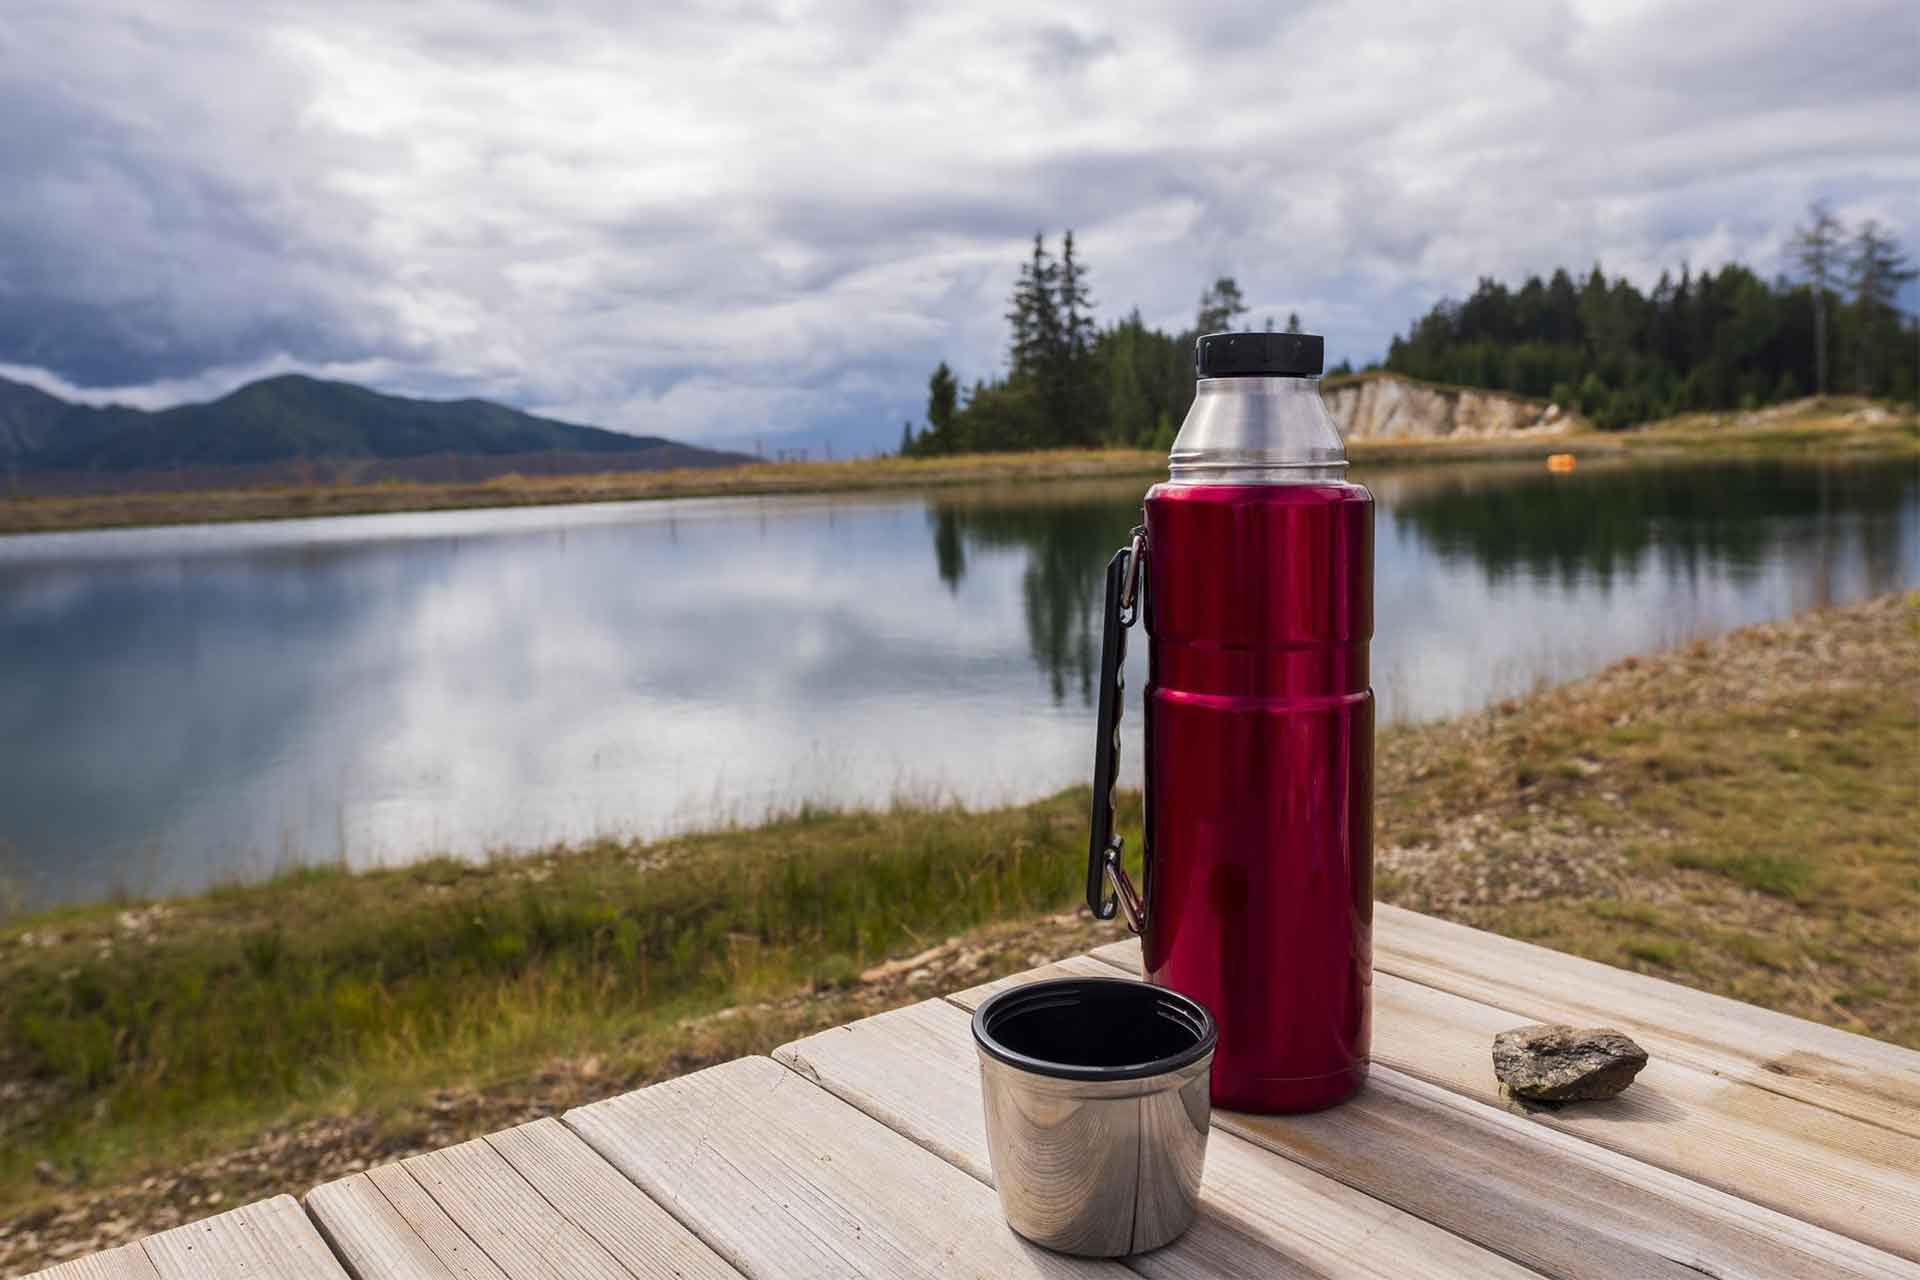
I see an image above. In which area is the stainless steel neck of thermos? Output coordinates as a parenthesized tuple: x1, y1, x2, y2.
(1167, 375, 1348, 484)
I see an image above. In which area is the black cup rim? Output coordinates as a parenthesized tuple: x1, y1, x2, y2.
(971, 976, 1218, 1082)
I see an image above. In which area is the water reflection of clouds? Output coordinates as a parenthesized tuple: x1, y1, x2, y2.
(2, 461, 1913, 907)
(314, 504, 1066, 872)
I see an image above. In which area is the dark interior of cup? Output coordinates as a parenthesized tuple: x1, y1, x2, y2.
(972, 977, 1217, 1081)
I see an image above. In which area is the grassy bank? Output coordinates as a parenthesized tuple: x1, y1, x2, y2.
(0, 449, 1164, 537)
(1618, 395, 1918, 457)
(1, 797, 1127, 1200)
(3, 396, 1911, 537)
(1376, 590, 1918, 1043)
(3, 591, 1917, 1271)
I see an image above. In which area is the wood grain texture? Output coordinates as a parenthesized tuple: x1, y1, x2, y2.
(1224, 1067, 1920, 1280)
(484, 1118, 739, 1280)
(1374, 967, 1920, 1261)
(1370, 902, 1920, 1138)
(777, 997, 1538, 1279)
(141, 1194, 350, 1279)
(954, 959, 1918, 1279)
(22, 1243, 161, 1280)
(566, 1055, 1125, 1279)
(393, 1137, 637, 1280)
(1082, 940, 1142, 973)
(307, 1166, 509, 1280)
(1082, 939, 1920, 1265)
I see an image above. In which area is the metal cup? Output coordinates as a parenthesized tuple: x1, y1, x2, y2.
(972, 977, 1215, 1257)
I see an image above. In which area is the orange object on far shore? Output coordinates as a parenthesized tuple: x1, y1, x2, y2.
(1547, 453, 1577, 472)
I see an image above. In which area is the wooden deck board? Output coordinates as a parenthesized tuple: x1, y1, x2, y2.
(1226, 1069, 1920, 1280)
(393, 1136, 642, 1280)
(945, 962, 1920, 1280)
(304, 1122, 740, 1280)
(777, 998, 1539, 1279)
(483, 1118, 740, 1280)
(23, 1243, 162, 1280)
(565, 1055, 1124, 1279)
(1084, 939, 1920, 1263)
(139, 1194, 349, 1279)
(1369, 902, 1920, 1138)
(307, 1165, 511, 1280)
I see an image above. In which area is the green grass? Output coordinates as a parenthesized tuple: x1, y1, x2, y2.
(0, 792, 1138, 1212)
(1379, 593, 1919, 1048)
(1623, 936, 1693, 968)
(1668, 850, 1821, 901)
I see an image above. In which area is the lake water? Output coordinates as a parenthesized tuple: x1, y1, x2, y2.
(2, 456, 1914, 910)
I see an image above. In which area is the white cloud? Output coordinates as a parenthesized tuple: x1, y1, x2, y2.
(0, 356, 413, 412)
(0, 0, 1914, 449)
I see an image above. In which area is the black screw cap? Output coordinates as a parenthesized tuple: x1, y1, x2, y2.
(1195, 331, 1324, 378)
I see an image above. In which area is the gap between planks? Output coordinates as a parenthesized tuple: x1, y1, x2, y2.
(29, 1195, 351, 1280)
(1069, 941, 1920, 1265)
(777, 997, 1542, 1279)
(303, 1116, 741, 1280)
(565, 1054, 1123, 1279)
(1367, 901, 1920, 1140)
(929, 958, 1919, 1280)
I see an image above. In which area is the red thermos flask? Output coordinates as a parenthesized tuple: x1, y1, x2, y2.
(1089, 331, 1372, 1114)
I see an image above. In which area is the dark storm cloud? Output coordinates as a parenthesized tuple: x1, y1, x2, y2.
(0, 13, 408, 387)
(0, 0, 1914, 448)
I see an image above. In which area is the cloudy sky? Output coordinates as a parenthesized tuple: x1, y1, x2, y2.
(2, 0, 1915, 452)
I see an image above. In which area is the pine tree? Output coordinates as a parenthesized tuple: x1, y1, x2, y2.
(1285, 311, 1302, 333)
(1104, 310, 1157, 446)
(1845, 220, 1916, 394)
(1005, 275, 1031, 379)
(1057, 231, 1097, 445)
(1007, 233, 1061, 381)
(1196, 277, 1248, 334)
(1005, 240, 1037, 379)
(1792, 200, 1845, 395)
(926, 361, 958, 446)
(899, 421, 916, 456)
(1545, 268, 1581, 345)
(1059, 232, 1095, 361)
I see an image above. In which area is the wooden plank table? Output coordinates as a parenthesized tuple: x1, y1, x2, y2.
(30, 1196, 349, 1280)
(27, 909, 1920, 1279)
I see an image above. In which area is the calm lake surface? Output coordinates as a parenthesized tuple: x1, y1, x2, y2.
(3, 456, 1914, 909)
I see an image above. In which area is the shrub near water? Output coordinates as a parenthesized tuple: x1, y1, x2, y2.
(2, 794, 1120, 1186)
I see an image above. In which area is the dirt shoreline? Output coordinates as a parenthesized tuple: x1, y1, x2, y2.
(2, 397, 1911, 537)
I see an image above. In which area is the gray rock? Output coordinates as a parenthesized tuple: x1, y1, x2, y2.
(1492, 1023, 1649, 1102)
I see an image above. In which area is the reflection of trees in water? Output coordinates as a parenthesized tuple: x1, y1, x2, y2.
(929, 491, 1142, 704)
(1385, 459, 1916, 594)
(930, 460, 1916, 705)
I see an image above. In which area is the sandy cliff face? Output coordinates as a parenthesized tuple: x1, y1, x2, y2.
(1325, 375, 1571, 439)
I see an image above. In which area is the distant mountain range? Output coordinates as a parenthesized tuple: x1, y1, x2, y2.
(0, 373, 751, 491)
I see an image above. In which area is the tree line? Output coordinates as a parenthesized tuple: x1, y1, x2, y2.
(903, 233, 1323, 457)
(905, 204, 1915, 453)
(1386, 203, 1916, 427)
